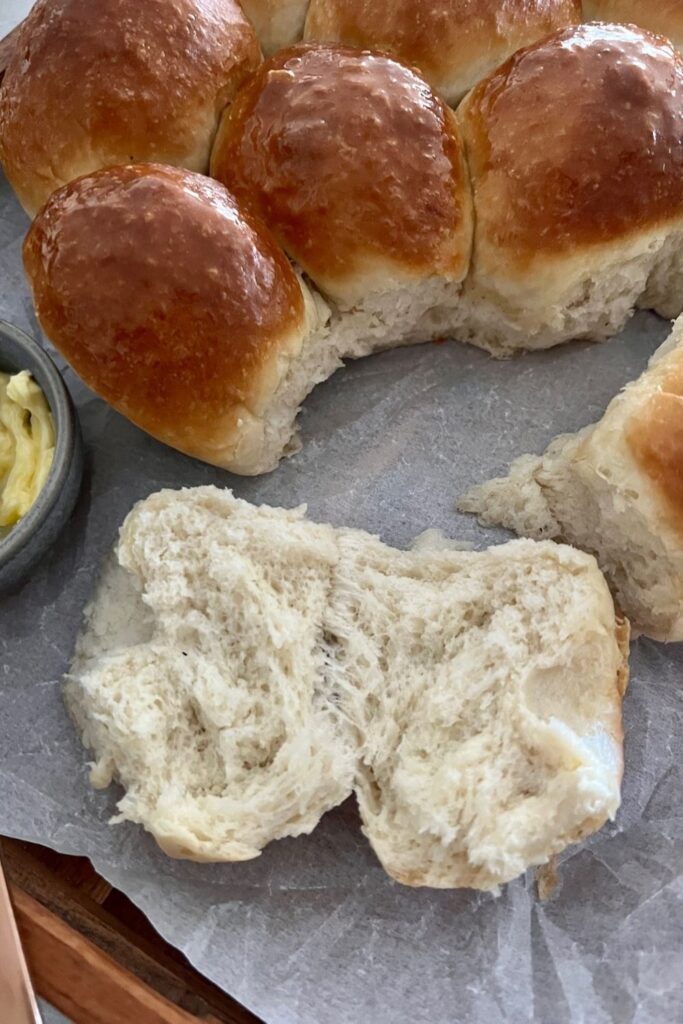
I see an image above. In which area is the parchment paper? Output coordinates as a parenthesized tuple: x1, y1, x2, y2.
(1, 170, 682, 1024)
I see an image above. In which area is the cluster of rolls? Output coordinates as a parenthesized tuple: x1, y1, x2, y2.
(3, 0, 683, 473)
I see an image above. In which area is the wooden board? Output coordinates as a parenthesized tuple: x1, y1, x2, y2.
(1, 837, 262, 1024)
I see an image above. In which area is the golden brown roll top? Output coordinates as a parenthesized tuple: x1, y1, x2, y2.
(459, 23, 683, 283)
(239, 0, 311, 54)
(23, 166, 315, 473)
(304, 0, 581, 105)
(583, 2, 683, 50)
(0, 0, 261, 217)
(627, 353, 683, 537)
(211, 44, 472, 307)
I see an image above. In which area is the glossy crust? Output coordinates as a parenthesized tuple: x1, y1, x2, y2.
(627, 353, 683, 536)
(0, 0, 261, 216)
(458, 24, 683, 277)
(583, 1, 683, 49)
(304, 0, 580, 104)
(23, 166, 308, 470)
(211, 44, 472, 304)
(239, 0, 310, 54)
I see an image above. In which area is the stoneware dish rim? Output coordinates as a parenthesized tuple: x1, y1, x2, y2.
(0, 319, 83, 585)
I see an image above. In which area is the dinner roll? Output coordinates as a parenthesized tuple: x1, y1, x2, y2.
(583, 2, 683, 50)
(0, 0, 261, 217)
(211, 44, 472, 345)
(23, 165, 330, 475)
(239, 0, 310, 54)
(460, 315, 683, 642)
(458, 24, 683, 354)
(304, 0, 581, 105)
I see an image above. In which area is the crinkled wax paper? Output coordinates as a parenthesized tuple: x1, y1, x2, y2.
(0, 172, 682, 1024)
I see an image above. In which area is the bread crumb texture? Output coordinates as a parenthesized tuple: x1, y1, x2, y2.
(65, 487, 628, 890)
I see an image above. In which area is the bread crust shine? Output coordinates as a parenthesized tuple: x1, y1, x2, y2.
(626, 349, 683, 538)
(23, 165, 313, 473)
(304, 0, 580, 105)
(583, 1, 683, 50)
(459, 23, 683, 266)
(211, 44, 473, 305)
(0, 0, 261, 216)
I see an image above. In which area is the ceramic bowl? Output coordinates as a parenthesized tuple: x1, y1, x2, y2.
(0, 321, 83, 594)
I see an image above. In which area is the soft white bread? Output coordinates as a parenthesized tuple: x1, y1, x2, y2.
(459, 316, 683, 642)
(65, 487, 355, 861)
(329, 528, 628, 890)
(239, 0, 310, 54)
(304, 0, 581, 106)
(457, 24, 683, 354)
(583, 2, 683, 50)
(66, 487, 629, 889)
(23, 164, 335, 476)
(0, 0, 261, 216)
(211, 44, 472, 332)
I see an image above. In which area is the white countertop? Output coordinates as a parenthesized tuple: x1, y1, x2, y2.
(1, 0, 35, 40)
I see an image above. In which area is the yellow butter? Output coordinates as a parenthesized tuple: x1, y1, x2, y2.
(0, 370, 56, 530)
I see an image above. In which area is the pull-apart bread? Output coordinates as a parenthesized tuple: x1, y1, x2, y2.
(583, 1, 683, 50)
(23, 165, 330, 475)
(210, 44, 473, 339)
(13, 19, 683, 475)
(0, 0, 261, 217)
(304, 0, 581, 105)
(460, 316, 683, 642)
(457, 24, 683, 353)
(23, 46, 474, 474)
(66, 486, 629, 890)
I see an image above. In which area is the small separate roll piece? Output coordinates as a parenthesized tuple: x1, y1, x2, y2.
(211, 44, 473, 349)
(459, 315, 683, 643)
(239, 0, 311, 54)
(23, 165, 330, 475)
(458, 23, 683, 354)
(0, 0, 261, 216)
(583, 1, 683, 50)
(304, 0, 581, 106)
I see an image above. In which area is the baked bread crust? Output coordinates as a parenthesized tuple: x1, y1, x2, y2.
(583, 0, 683, 49)
(211, 44, 472, 305)
(459, 315, 683, 641)
(23, 165, 315, 473)
(304, 0, 580, 104)
(459, 23, 683, 268)
(0, 0, 261, 216)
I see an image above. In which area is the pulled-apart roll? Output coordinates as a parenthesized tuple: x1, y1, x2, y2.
(23, 165, 330, 475)
(0, 0, 261, 216)
(583, 1, 683, 49)
(458, 24, 683, 354)
(304, 0, 581, 105)
(459, 314, 683, 642)
(211, 44, 473, 347)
